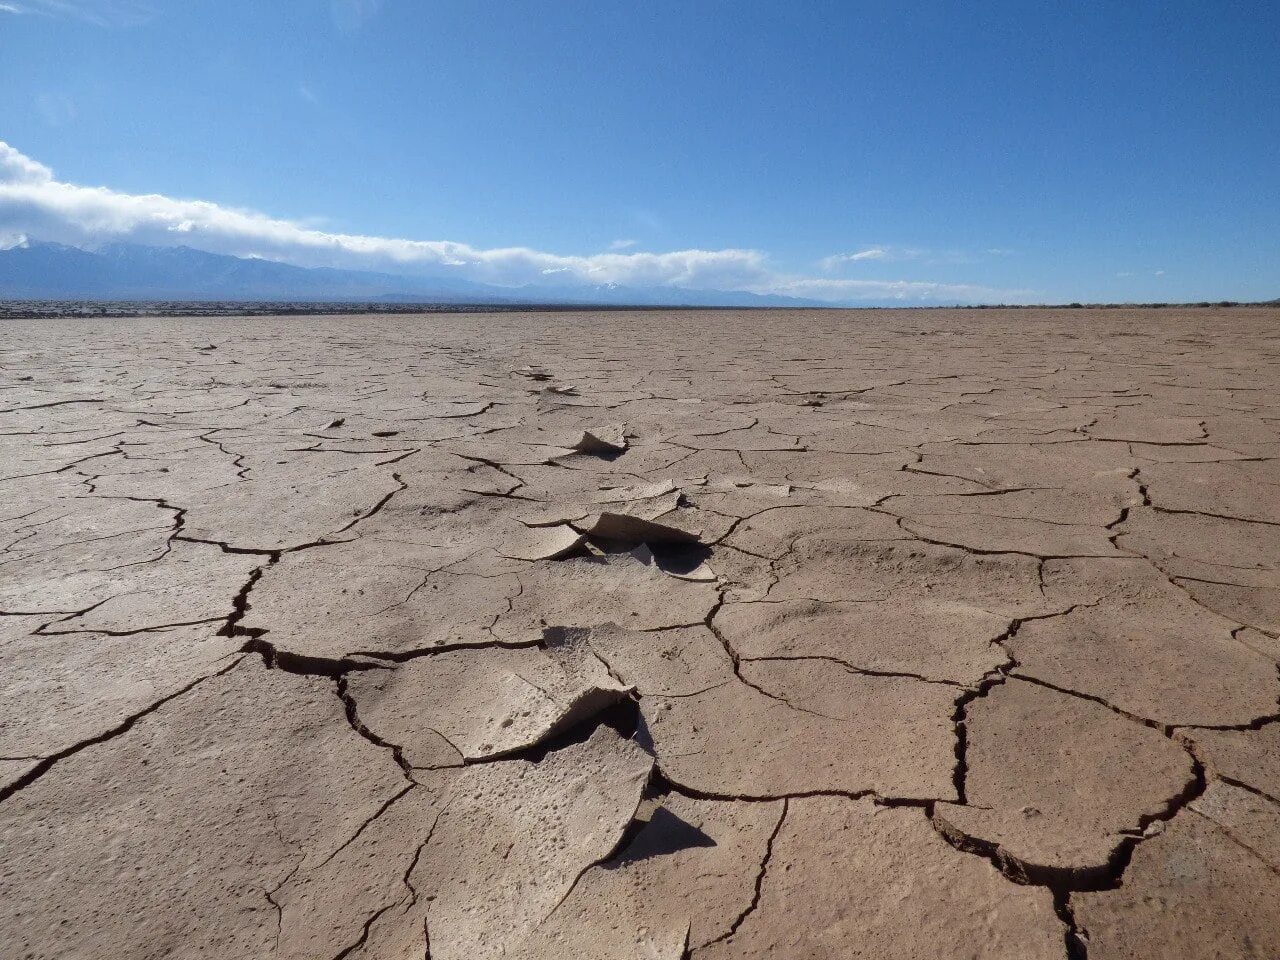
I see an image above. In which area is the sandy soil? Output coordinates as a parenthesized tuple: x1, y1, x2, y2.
(1, 306, 1278, 959)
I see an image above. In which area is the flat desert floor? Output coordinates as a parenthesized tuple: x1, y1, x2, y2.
(2, 307, 1279, 960)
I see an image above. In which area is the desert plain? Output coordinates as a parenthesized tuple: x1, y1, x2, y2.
(1, 306, 1278, 960)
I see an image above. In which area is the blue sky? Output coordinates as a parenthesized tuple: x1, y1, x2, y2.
(1, 0, 1277, 303)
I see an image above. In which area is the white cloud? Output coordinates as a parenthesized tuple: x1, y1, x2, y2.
(0, 140, 1031, 304)
(0, 142, 54, 184)
(850, 247, 889, 260)
(821, 245, 1016, 270)
(609, 238, 637, 250)
(821, 247, 890, 268)
(8, 1, 155, 25)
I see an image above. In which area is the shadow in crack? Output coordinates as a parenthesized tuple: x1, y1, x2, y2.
(500, 696, 646, 766)
(631, 704, 656, 756)
(608, 806, 718, 867)
(650, 541, 713, 576)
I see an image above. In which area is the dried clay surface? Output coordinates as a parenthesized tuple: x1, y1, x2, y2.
(1, 306, 1278, 959)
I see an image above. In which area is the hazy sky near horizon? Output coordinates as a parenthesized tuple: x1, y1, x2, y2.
(1, 0, 1277, 303)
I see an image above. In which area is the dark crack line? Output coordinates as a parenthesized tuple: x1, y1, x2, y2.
(696, 798, 787, 951)
(0, 656, 244, 805)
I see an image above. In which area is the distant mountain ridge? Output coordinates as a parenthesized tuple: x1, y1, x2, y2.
(0, 240, 827, 307)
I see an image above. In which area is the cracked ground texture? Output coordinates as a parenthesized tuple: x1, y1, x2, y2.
(1, 306, 1278, 960)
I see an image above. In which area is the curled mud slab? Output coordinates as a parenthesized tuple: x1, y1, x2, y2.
(2, 306, 1279, 958)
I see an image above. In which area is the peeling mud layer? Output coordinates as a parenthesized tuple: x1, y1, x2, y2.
(2, 306, 1279, 960)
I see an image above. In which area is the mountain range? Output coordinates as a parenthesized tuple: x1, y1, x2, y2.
(0, 240, 826, 308)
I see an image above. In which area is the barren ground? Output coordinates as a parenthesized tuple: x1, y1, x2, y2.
(2, 307, 1278, 960)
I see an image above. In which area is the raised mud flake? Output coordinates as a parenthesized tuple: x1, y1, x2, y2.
(0, 658, 406, 960)
(498, 522, 586, 561)
(345, 634, 631, 764)
(572, 507, 702, 545)
(1012, 558, 1280, 726)
(518, 792, 784, 958)
(935, 677, 1197, 882)
(714, 595, 1007, 684)
(644, 657, 956, 800)
(595, 484, 730, 544)
(507, 473, 678, 529)
(1073, 782, 1280, 960)
(399, 726, 653, 960)
(490, 552, 719, 642)
(568, 424, 629, 456)
(697, 796, 1065, 960)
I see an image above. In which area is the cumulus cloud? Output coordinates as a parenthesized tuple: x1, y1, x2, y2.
(0, 141, 1030, 303)
(0, 143, 54, 184)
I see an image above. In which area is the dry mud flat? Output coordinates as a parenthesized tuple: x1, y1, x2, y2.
(1, 306, 1278, 960)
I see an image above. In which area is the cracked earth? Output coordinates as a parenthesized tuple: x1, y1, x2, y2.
(2, 306, 1279, 960)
